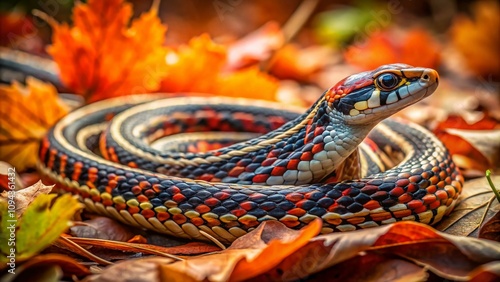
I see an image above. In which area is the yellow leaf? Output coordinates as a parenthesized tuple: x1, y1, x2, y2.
(0, 78, 69, 171)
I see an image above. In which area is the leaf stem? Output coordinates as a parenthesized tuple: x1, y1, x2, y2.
(486, 170, 500, 202)
(469, 195, 496, 236)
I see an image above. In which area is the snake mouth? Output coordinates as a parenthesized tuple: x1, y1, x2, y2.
(340, 68, 439, 124)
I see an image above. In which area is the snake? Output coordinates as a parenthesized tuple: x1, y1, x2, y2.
(37, 63, 463, 243)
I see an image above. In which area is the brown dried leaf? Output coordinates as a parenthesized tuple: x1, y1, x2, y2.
(84, 257, 174, 282)
(468, 262, 500, 282)
(479, 210, 500, 242)
(258, 222, 500, 281)
(76, 220, 500, 282)
(159, 219, 321, 282)
(0, 180, 53, 219)
(292, 252, 428, 282)
(270, 45, 334, 82)
(12, 254, 90, 280)
(70, 217, 135, 242)
(225, 21, 284, 71)
(433, 114, 500, 173)
(445, 129, 500, 170)
(435, 176, 500, 237)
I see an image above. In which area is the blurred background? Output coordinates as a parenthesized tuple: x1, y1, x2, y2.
(0, 0, 499, 175)
(1, 0, 498, 94)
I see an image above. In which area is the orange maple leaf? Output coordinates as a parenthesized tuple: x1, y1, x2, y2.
(160, 34, 226, 94)
(44, 0, 168, 102)
(160, 34, 279, 101)
(0, 78, 69, 171)
(344, 28, 441, 70)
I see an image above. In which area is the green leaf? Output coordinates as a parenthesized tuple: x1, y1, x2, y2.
(0, 192, 19, 263)
(16, 194, 83, 260)
(0, 199, 16, 262)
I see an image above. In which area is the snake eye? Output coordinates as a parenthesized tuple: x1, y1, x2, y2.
(376, 73, 400, 90)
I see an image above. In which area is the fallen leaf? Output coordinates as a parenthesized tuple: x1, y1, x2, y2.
(435, 176, 500, 237)
(434, 115, 500, 173)
(373, 234, 500, 281)
(2, 180, 53, 219)
(450, 0, 500, 79)
(44, 0, 168, 102)
(225, 21, 284, 71)
(259, 222, 500, 281)
(479, 210, 500, 242)
(70, 216, 136, 242)
(216, 66, 279, 101)
(10, 254, 90, 280)
(160, 34, 225, 93)
(159, 219, 321, 282)
(435, 114, 499, 131)
(297, 252, 428, 282)
(13, 264, 62, 281)
(66, 219, 500, 282)
(85, 257, 174, 282)
(228, 219, 322, 281)
(16, 193, 84, 261)
(468, 262, 500, 282)
(0, 78, 69, 171)
(270, 44, 334, 82)
(344, 28, 441, 70)
(160, 34, 279, 101)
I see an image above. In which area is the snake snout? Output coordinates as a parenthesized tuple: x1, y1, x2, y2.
(419, 69, 439, 86)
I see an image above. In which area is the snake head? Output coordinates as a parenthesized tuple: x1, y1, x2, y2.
(326, 64, 439, 124)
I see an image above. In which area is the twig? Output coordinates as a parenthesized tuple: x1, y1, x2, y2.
(57, 236, 113, 266)
(261, 0, 320, 72)
(32, 9, 59, 27)
(199, 230, 226, 250)
(67, 237, 184, 261)
(282, 0, 320, 43)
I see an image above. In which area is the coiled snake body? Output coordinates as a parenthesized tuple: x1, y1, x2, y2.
(38, 64, 463, 243)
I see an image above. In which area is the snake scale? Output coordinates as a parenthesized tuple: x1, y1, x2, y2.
(37, 63, 463, 243)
